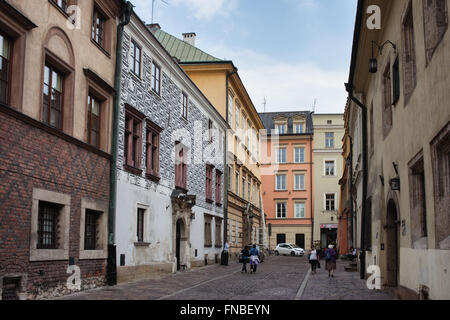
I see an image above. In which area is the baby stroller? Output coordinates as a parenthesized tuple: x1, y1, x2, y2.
(249, 255, 260, 273)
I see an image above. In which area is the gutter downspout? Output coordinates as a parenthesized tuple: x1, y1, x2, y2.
(310, 133, 314, 248)
(107, 1, 133, 286)
(348, 135, 354, 250)
(345, 83, 368, 281)
(224, 68, 238, 247)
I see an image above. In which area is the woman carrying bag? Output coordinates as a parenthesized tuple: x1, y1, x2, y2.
(308, 246, 320, 274)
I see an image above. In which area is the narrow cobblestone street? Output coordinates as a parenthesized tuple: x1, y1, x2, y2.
(58, 256, 392, 300)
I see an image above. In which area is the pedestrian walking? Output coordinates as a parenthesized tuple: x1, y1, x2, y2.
(221, 241, 230, 266)
(240, 245, 250, 273)
(325, 244, 337, 278)
(308, 246, 319, 274)
(249, 244, 260, 273)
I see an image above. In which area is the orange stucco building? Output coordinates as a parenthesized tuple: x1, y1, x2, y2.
(259, 112, 314, 250)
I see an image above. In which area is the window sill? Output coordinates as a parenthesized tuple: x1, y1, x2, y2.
(215, 202, 222, 207)
(91, 38, 111, 59)
(206, 198, 214, 204)
(146, 173, 161, 183)
(175, 186, 188, 193)
(204, 244, 213, 248)
(215, 245, 222, 248)
(124, 164, 143, 176)
(134, 242, 151, 247)
(48, 0, 70, 18)
(129, 70, 142, 83)
(79, 249, 107, 260)
(150, 88, 162, 99)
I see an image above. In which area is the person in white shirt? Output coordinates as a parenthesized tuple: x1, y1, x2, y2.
(308, 246, 319, 274)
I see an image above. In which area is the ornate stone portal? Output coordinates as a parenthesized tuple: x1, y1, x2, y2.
(171, 190, 196, 272)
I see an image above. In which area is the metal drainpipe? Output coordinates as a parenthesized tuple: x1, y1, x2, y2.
(107, 1, 133, 286)
(345, 83, 368, 280)
(348, 135, 354, 250)
(310, 133, 314, 248)
(223, 68, 238, 247)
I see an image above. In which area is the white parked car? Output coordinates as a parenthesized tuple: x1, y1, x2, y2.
(274, 243, 305, 256)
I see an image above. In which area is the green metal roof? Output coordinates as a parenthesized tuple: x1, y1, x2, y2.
(153, 29, 222, 63)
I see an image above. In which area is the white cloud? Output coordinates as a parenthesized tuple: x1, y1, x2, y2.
(205, 44, 348, 114)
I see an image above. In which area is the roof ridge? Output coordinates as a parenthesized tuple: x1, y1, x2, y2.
(154, 29, 222, 63)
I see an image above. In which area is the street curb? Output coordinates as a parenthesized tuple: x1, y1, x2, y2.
(294, 267, 311, 300)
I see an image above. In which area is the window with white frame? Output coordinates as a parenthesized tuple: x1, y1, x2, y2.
(276, 124, 286, 134)
(294, 174, 305, 190)
(276, 147, 287, 164)
(325, 132, 335, 148)
(325, 193, 336, 211)
(228, 94, 233, 126)
(294, 123, 305, 134)
(325, 160, 335, 176)
(276, 174, 287, 190)
(276, 202, 287, 219)
(294, 147, 305, 163)
(294, 202, 306, 218)
(235, 106, 240, 131)
(242, 174, 246, 199)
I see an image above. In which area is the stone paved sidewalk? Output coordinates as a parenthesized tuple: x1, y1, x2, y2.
(300, 260, 393, 300)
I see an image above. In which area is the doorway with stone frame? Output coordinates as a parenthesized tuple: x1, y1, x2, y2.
(385, 193, 400, 287)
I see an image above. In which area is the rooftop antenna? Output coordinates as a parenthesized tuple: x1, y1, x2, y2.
(263, 97, 267, 113)
(312, 98, 317, 113)
(152, 0, 169, 24)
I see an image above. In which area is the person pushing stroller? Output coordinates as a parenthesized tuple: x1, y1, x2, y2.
(249, 244, 260, 274)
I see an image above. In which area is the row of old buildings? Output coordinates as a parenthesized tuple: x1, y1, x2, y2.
(338, 0, 450, 300)
(0, 0, 268, 299)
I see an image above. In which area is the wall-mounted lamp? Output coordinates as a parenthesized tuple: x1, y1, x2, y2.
(369, 40, 397, 73)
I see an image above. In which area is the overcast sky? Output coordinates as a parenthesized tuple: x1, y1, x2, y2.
(131, 0, 357, 114)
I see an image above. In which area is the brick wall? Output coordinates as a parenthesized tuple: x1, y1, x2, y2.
(0, 106, 111, 299)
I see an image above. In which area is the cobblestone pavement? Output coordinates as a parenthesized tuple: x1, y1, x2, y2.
(59, 256, 310, 300)
(300, 260, 393, 300)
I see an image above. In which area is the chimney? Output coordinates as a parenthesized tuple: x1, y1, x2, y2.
(182, 32, 196, 46)
(147, 23, 161, 34)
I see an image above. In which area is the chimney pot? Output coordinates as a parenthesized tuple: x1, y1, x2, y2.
(182, 32, 196, 46)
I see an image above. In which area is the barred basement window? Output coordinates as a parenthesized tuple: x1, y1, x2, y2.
(1, 277, 21, 300)
(84, 209, 100, 250)
(37, 201, 61, 249)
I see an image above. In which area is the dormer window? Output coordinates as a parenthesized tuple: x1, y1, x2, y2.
(294, 123, 304, 134)
(276, 123, 287, 134)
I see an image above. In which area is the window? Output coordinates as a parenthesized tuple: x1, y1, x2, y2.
(228, 94, 233, 126)
(370, 103, 374, 154)
(276, 124, 286, 134)
(409, 153, 427, 248)
(382, 62, 393, 137)
(325, 161, 335, 176)
(235, 170, 240, 195)
(431, 123, 450, 250)
(137, 208, 145, 243)
(423, 0, 448, 64)
(277, 234, 286, 245)
(43, 64, 63, 129)
(252, 184, 256, 204)
(208, 119, 213, 142)
(145, 120, 162, 179)
(215, 219, 222, 247)
(392, 56, 400, 104)
(402, 1, 417, 104)
(52, 0, 68, 12)
(151, 61, 161, 95)
(325, 132, 334, 148)
(235, 106, 240, 130)
(366, 198, 372, 251)
(175, 143, 188, 190)
(295, 203, 305, 219)
(206, 165, 213, 203)
(216, 171, 222, 205)
(294, 147, 305, 163)
(276, 202, 287, 219)
(84, 209, 100, 250)
(247, 120, 251, 148)
(294, 174, 305, 190)
(182, 92, 188, 119)
(295, 123, 304, 134)
(248, 180, 251, 202)
(229, 218, 233, 244)
(87, 93, 101, 148)
(242, 174, 246, 199)
(325, 194, 336, 211)
(204, 216, 212, 247)
(228, 165, 232, 191)
(276, 174, 287, 191)
(37, 201, 61, 249)
(92, 7, 106, 48)
(124, 106, 144, 172)
(276, 147, 287, 164)
(0, 34, 11, 105)
(130, 39, 141, 77)
(327, 120, 332, 125)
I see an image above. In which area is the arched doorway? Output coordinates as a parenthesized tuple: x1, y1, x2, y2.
(175, 219, 186, 271)
(386, 199, 399, 287)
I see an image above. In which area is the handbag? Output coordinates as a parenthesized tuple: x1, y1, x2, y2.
(317, 261, 321, 269)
